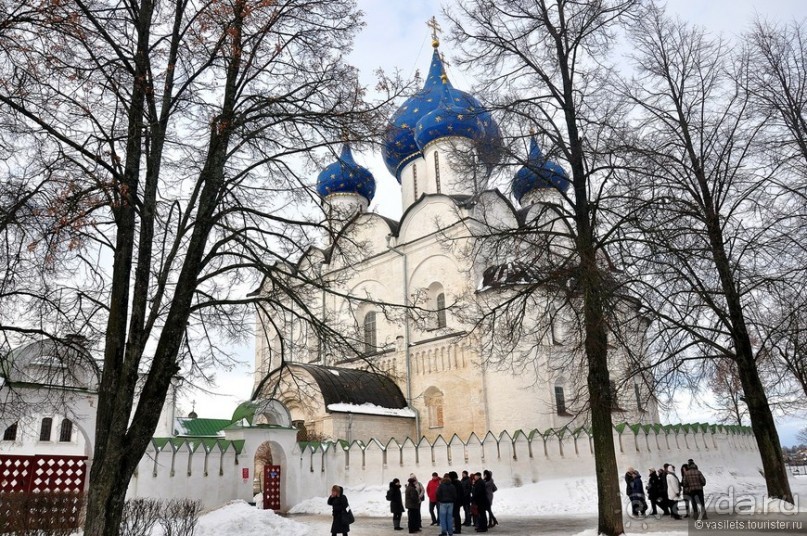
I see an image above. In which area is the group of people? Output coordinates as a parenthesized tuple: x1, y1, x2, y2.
(624, 458, 708, 521)
(386, 470, 499, 535)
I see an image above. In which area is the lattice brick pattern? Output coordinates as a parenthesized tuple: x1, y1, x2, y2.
(30, 455, 86, 493)
(0, 456, 32, 493)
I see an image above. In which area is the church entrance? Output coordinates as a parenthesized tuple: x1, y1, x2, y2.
(254, 441, 281, 510)
(263, 464, 281, 510)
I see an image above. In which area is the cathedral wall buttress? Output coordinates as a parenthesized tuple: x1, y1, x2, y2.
(405, 337, 487, 442)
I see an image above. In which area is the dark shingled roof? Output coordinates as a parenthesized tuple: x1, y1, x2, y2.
(291, 363, 408, 409)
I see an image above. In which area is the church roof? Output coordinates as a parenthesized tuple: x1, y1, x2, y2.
(316, 144, 376, 202)
(174, 417, 232, 438)
(291, 363, 408, 410)
(382, 42, 501, 181)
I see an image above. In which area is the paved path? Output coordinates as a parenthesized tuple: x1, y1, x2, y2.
(288, 512, 807, 535)
(285, 513, 699, 535)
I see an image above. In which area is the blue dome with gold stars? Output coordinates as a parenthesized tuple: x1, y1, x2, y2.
(415, 78, 486, 150)
(512, 134, 570, 203)
(382, 44, 502, 182)
(316, 144, 376, 202)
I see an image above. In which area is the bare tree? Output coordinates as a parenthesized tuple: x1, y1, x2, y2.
(798, 427, 807, 446)
(742, 18, 807, 183)
(447, 1, 639, 534)
(706, 357, 747, 426)
(0, 0, 396, 534)
(621, 4, 793, 502)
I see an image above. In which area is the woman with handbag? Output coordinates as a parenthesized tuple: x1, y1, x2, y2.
(327, 484, 352, 536)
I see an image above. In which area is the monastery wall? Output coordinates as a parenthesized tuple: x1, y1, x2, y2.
(123, 424, 761, 513)
(283, 424, 762, 509)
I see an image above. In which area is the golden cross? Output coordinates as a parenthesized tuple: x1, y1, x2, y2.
(427, 16, 442, 41)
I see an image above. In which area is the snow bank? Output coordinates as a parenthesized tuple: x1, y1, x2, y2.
(196, 501, 312, 536)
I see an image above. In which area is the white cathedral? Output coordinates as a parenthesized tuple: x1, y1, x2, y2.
(253, 36, 659, 444)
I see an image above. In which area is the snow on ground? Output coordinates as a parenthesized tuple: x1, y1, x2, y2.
(90, 469, 804, 536)
(195, 501, 311, 536)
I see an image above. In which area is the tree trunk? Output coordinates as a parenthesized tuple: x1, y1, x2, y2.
(701, 183, 794, 502)
(580, 235, 624, 536)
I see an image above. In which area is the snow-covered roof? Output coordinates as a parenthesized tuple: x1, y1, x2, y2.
(326, 402, 417, 418)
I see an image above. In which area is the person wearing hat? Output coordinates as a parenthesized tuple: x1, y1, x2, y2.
(405, 477, 422, 533)
(627, 468, 648, 516)
(327, 484, 351, 536)
(410, 473, 425, 529)
(646, 467, 663, 516)
(665, 464, 683, 520)
(682, 462, 707, 520)
(387, 478, 405, 531)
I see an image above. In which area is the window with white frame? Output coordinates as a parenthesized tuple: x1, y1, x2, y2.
(2, 422, 17, 441)
(40, 418, 52, 441)
(60, 419, 73, 442)
(363, 311, 377, 354)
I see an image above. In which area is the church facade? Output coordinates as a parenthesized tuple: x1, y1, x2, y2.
(254, 38, 659, 444)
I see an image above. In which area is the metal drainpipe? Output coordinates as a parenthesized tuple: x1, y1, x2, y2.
(387, 235, 420, 439)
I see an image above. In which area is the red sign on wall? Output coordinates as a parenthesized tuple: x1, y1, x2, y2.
(242, 467, 249, 480)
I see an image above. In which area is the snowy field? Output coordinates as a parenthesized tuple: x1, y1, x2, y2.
(178, 471, 807, 536)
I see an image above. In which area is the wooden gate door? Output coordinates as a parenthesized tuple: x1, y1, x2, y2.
(263, 464, 281, 510)
(0, 454, 87, 531)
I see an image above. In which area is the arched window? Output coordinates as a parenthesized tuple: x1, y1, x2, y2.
(436, 293, 447, 329)
(363, 311, 377, 354)
(634, 383, 644, 412)
(59, 419, 73, 442)
(424, 387, 444, 429)
(550, 308, 564, 345)
(2, 422, 17, 441)
(555, 385, 568, 415)
(40, 417, 52, 441)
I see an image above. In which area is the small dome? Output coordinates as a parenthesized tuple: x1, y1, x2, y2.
(414, 80, 486, 150)
(382, 44, 502, 182)
(316, 144, 376, 202)
(512, 135, 570, 203)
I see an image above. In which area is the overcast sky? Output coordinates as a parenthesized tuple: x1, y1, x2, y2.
(189, 0, 807, 446)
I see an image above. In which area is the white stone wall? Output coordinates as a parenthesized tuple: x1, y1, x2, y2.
(121, 424, 761, 514)
(281, 425, 763, 510)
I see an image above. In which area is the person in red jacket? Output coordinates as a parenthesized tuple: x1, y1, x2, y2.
(426, 472, 441, 526)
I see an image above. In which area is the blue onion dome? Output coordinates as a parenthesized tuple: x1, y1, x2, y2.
(415, 77, 486, 150)
(316, 144, 376, 202)
(382, 41, 502, 182)
(512, 134, 570, 203)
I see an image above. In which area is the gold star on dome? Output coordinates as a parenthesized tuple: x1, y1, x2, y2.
(401, 123, 409, 128)
(330, 173, 336, 178)
(413, 108, 419, 113)
(435, 116, 443, 122)
(457, 114, 464, 120)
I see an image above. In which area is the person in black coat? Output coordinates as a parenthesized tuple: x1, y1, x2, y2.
(327, 484, 350, 536)
(449, 471, 464, 534)
(460, 471, 472, 526)
(656, 467, 670, 515)
(405, 477, 422, 534)
(387, 478, 404, 531)
(472, 472, 489, 533)
(646, 468, 660, 515)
